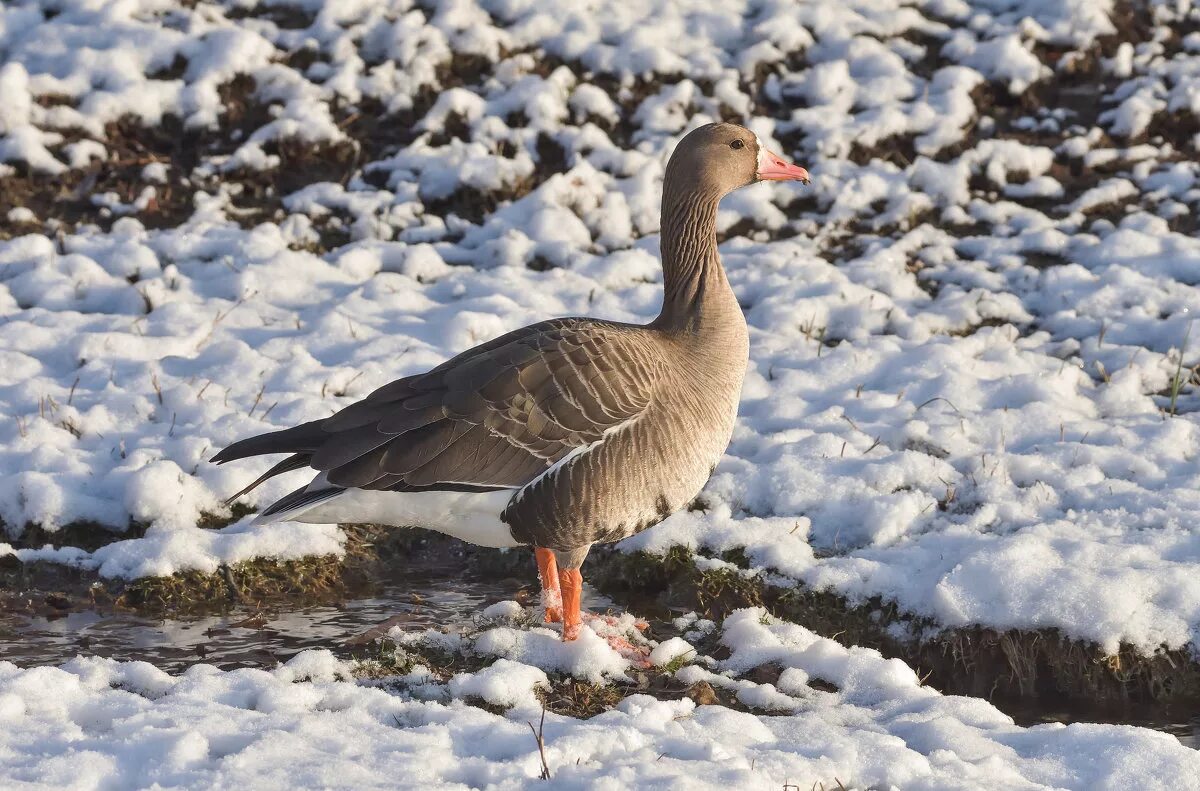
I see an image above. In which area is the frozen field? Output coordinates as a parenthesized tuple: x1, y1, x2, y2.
(2, 0, 1200, 786)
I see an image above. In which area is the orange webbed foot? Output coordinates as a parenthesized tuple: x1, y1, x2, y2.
(552, 563, 649, 663)
(604, 634, 653, 667)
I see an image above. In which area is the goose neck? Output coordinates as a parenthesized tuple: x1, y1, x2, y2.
(654, 185, 729, 331)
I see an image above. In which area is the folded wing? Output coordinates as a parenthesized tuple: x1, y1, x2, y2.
(212, 319, 663, 496)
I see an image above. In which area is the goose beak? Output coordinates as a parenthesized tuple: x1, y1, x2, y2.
(757, 149, 810, 183)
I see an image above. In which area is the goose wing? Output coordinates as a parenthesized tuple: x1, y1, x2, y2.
(213, 319, 664, 493)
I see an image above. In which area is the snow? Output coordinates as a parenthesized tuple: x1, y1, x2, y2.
(1, 610, 1197, 790)
(394, 606, 653, 683)
(6, 517, 345, 579)
(648, 636, 696, 667)
(447, 658, 548, 708)
(2, 0, 1200, 782)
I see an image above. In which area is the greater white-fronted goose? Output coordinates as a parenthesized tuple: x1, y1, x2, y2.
(213, 122, 810, 641)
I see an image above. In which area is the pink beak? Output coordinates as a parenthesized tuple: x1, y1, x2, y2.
(757, 148, 811, 183)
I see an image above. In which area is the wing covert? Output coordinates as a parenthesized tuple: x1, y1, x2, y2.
(317, 320, 661, 492)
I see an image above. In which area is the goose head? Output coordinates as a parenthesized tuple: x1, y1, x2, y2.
(665, 122, 810, 197)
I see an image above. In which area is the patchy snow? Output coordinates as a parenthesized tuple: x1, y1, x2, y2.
(5, 0, 1200, 780)
(1, 0, 1199, 687)
(1, 611, 1197, 790)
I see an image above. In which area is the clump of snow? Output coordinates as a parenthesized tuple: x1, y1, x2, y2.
(447, 658, 548, 708)
(649, 637, 696, 668)
(274, 649, 354, 683)
(479, 599, 527, 622)
(406, 622, 633, 684)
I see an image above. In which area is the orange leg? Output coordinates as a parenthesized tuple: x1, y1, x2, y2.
(535, 547, 562, 624)
(559, 567, 583, 641)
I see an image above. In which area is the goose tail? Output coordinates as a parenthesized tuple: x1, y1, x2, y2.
(251, 483, 345, 526)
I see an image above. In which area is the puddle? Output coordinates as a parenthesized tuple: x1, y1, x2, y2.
(0, 571, 629, 676)
(0, 574, 518, 674)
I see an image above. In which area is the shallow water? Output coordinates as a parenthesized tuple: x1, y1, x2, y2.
(1005, 701, 1199, 750)
(0, 576, 1194, 749)
(0, 575, 515, 673)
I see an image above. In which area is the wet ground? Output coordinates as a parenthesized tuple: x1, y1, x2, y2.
(1, 570, 1195, 749)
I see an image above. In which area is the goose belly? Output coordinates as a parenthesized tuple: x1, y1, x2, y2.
(295, 488, 522, 548)
(503, 399, 738, 548)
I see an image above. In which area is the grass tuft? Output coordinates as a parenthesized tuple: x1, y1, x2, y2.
(1169, 319, 1194, 416)
(118, 554, 347, 611)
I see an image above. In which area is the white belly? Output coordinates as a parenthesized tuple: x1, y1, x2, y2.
(295, 488, 521, 548)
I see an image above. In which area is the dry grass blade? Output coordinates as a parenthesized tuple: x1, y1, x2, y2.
(247, 383, 265, 417)
(58, 417, 83, 439)
(527, 705, 552, 780)
(914, 396, 964, 417)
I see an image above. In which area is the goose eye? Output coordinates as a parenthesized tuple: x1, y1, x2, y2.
(729, 139, 745, 150)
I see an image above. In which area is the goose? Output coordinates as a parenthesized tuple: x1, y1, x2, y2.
(212, 122, 810, 645)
